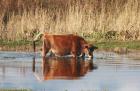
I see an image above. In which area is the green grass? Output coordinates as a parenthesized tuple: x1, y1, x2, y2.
(94, 41, 140, 50)
(0, 39, 41, 47)
(0, 39, 140, 51)
(0, 40, 31, 46)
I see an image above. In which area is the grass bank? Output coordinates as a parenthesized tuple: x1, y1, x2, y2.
(95, 41, 140, 50)
(0, 39, 140, 52)
(0, 39, 40, 51)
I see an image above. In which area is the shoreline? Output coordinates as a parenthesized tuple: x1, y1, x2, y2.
(0, 40, 140, 53)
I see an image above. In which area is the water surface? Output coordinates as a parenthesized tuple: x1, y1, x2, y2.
(0, 51, 140, 91)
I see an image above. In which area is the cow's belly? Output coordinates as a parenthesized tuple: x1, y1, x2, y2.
(51, 48, 71, 56)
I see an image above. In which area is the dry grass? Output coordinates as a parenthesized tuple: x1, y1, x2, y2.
(0, 0, 140, 41)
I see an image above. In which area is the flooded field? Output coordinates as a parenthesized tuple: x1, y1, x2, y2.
(0, 51, 140, 91)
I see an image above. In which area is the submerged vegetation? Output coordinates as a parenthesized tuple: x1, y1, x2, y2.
(0, 0, 140, 50)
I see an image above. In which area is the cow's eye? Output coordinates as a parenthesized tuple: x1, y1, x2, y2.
(89, 47, 94, 52)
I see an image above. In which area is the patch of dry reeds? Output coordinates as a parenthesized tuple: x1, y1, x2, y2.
(0, 0, 140, 41)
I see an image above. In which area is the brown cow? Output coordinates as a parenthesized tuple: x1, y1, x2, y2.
(33, 32, 97, 58)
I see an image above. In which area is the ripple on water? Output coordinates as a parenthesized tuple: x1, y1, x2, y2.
(0, 51, 140, 91)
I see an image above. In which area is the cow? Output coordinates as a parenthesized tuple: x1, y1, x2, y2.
(33, 32, 97, 58)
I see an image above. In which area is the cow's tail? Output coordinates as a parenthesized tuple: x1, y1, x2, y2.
(33, 41, 36, 52)
(33, 32, 43, 52)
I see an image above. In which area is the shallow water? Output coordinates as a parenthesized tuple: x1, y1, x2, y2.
(0, 51, 140, 91)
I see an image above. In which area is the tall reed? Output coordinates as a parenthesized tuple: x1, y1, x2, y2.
(0, 0, 140, 41)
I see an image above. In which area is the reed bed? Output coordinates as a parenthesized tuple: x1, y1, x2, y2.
(0, 0, 140, 41)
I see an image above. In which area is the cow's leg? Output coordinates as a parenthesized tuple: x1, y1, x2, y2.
(87, 49, 93, 59)
(87, 52, 93, 59)
(42, 40, 50, 57)
(81, 53, 85, 58)
(71, 49, 76, 57)
(71, 52, 76, 58)
(71, 43, 77, 58)
(78, 53, 85, 60)
(49, 51, 55, 57)
(42, 41, 47, 57)
(79, 53, 85, 57)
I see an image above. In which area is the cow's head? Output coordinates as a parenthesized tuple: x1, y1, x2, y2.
(84, 44, 98, 58)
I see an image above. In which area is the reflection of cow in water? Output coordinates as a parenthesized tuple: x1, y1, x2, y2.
(33, 57, 97, 81)
(33, 32, 98, 58)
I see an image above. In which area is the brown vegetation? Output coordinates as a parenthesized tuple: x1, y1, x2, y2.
(0, 0, 140, 41)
